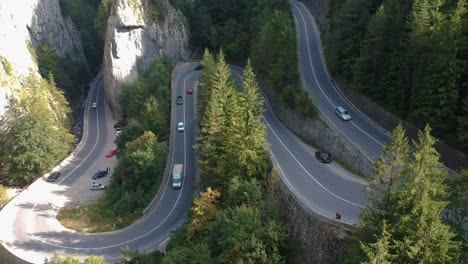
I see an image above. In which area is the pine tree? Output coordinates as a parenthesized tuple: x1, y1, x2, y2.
(360, 221, 395, 264)
(197, 49, 217, 120)
(393, 125, 461, 263)
(361, 124, 408, 233)
(353, 5, 387, 97)
(408, 0, 465, 135)
(198, 51, 235, 189)
(0, 73, 73, 184)
(326, 0, 378, 79)
(222, 60, 268, 182)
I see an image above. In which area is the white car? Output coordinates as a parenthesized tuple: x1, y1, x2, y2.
(335, 106, 351, 121)
(90, 183, 106, 190)
(116, 130, 123, 137)
(92, 102, 98, 109)
(178, 122, 184, 132)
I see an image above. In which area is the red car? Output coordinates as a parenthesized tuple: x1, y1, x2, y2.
(187, 87, 194, 95)
(106, 149, 119, 157)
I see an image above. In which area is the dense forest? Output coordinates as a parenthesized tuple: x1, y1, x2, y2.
(345, 124, 468, 263)
(327, 0, 468, 150)
(172, 0, 315, 117)
(0, 74, 74, 185)
(160, 51, 287, 263)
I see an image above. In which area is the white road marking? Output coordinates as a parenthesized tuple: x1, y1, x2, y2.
(264, 117, 365, 208)
(291, 1, 385, 147)
(231, 68, 364, 208)
(30, 69, 198, 250)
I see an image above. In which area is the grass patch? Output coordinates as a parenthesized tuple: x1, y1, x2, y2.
(57, 200, 141, 233)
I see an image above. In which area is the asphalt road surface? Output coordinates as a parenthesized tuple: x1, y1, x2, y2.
(0, 2, 391, 261)
(0, 64, 199, 263)
(291, 0, 390, 161)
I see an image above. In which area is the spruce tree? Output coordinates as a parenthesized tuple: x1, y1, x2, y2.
(198, 51, 234, 189)
(361, 124, 408, 234)
(393, 125, 461, 263)
(360, 221, 395, 264)
(197, 49, 217, 120)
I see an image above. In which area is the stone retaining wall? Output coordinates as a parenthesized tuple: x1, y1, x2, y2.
(262, 84, 374, 177)
(271, 172, 348, 264)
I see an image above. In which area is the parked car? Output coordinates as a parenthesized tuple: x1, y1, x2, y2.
(315, 151, 332, 163)
(176, 96, 183, 105)
(187, 87, 194, 95)
(92, 102, 97, 109)
(178, 122, 184, 132)
(46, 172, 61, 182)
(90, 183, 107, 190)
(114, 120, 127, 129)
(106, 149, 119, 157)
(92, 170, 108, 180)
(116, 130, 123, 137)
(194, 64, 203, 71)
(335, 106, 351, 121)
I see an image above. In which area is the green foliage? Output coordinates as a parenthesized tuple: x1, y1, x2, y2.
(0, 55, 12, 76)
(0, 185, 9, 208)
(0, 73, 73, 185)
(120, 57, 172, 138)
(36, 43, 86, 107)
(60, 0, 103, 71)
(163, 243, 213, 264)
(209, 205, 284, 264)
(115, 122, 145, 150)
(44, 254, 105, 264)
(165, 50, 286, 263)
(444, 170, 468, 261)
(187, 187, 221, 241)
(347, 125, 463, 263)
(107, 131, 166, 215)
(120, 248, 162, 264)
(328, 0, 467, 146)
(360, 220, 395, 264)
(197, 49, 217, 120)
(225, 177, 262, 207)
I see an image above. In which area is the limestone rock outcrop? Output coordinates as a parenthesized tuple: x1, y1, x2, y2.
(0, 0, 86, 115)
(103, 0, 189, 114)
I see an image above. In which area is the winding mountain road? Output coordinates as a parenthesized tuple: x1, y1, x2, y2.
(0, 1, 390, 262)
(291, 0, 390, 161)
(0, 64, 200, 263)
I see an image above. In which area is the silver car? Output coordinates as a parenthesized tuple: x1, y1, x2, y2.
(335, 106, 351, 121)
(90, 183, 107, 190)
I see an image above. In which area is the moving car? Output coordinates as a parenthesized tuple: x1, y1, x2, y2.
(187, 87, 194, 95)
(46, 172, 61, 182)
(92, 170, 108, 180)
(106, 149, 119, 157)
(335, 106, 351, 121)
(315, 151, 332, 163)
(92, 102, 97, 109)
(176, 96, 183, 105)
(172, 164, 183, 189)
(177, 122, 184, 132)
(194, 64, 203, 71)
(90, 183, 107, 190)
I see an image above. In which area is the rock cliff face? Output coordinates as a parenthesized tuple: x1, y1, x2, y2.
(0, 0, 86, 115)
(103, 0, 189, 114)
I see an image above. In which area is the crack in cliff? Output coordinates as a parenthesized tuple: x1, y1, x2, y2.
(116, 25, 144, 33)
